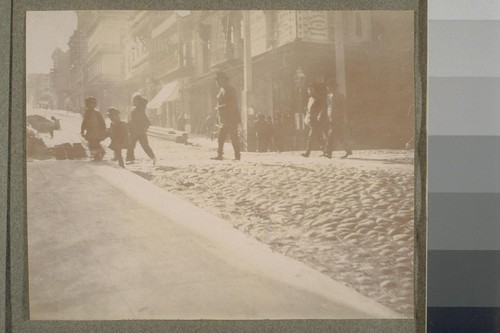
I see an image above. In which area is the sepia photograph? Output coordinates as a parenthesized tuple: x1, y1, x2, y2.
(26, 10, 415, 320)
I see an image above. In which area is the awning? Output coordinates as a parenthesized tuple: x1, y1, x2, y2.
(147, 81, 179, 109)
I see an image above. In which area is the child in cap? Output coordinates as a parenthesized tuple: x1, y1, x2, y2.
(106, 107, 129, 168)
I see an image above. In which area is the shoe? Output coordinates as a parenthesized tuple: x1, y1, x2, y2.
(341, 151, 352, 159)
(152, 157, 157, 165)
(322, 153, 332, 159)
(211, 155, 223, 160)
(301, 152, 310, 158)
(94, 152, 104, 161)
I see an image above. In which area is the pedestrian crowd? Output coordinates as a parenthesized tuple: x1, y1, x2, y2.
(252, 79, 352, 159)
(80, 94, 157, 168)
(79, 72, 352, 168)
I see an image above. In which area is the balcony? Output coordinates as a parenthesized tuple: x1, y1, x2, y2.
(210, 45, 243, 67)
(87, 43, 122, 62)
(154, 55, 180, 78)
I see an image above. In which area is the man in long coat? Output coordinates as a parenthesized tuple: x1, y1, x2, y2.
(211, 71, 241, 160)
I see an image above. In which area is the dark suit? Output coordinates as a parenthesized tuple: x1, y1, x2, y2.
(126, 102, 155, 161)
(304, 96, 325, 156)
(216, 85, 241, 158)
(81, 108, 106, 160)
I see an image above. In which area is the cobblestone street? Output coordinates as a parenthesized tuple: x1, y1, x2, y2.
(128, 137, 415, 317)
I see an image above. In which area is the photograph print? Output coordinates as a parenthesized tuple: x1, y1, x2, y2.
(26, 10, 415, 320)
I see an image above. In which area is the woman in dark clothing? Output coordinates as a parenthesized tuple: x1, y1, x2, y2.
(80, 96, 107, 161)
(126, 95, 157, 164)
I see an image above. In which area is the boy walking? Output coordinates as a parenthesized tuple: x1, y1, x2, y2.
(106, 107, 129, 168)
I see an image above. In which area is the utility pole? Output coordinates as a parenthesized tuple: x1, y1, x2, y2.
(241, 10, 253, 151)
(333, 11, 347, 95)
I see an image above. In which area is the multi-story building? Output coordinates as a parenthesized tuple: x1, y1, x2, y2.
(26, 73, 54, 109)
(68, 10, 413, 149)
(50, 48, 71, 110)
(77, 11, 129, 113)
(126, 11, 195, 129)
(182, 10, 414, 150)
(68, 27, 86, 113)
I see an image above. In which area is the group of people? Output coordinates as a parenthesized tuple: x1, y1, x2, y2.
(79, 71, 352, 166)
(80, 94, 157, 167)
(209, 71, 353, 160)
(301, 79, 353, 159)
(254, 113, 292, 153)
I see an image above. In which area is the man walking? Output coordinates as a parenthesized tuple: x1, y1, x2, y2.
(80, 96, 106, 161)
(323, 79, 353, 159)
(301, 83, 326, 158)
(211, 71, 241, 161)
(126, 94, 157, 164)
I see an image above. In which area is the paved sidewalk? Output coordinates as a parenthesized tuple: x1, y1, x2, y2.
(27, 159, 401, 320)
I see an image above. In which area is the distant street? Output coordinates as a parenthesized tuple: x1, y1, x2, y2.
(28, 108, 415, 317)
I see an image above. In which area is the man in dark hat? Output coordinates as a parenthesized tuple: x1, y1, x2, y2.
(106, 107, 129, 168)
(322, 79, 353, 159)
(301, 83, 326, 157)
(81, 96, 107, 161)
(211, 71, 241, 160)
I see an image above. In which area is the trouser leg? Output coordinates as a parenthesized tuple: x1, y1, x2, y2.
(324, 125, 335, 156)
(126, 135, 138, 161)
(138, 133, 155, 159)
(114, 149, 124, 167)
(228, 125, 240, 158)
(217, 125, 229, 156)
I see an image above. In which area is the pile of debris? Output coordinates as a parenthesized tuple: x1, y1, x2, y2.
(147, 126, 188, 144)
(26, 115, 57, 133)
(26, 119, 87, 160)
(50, 143, 87, 160)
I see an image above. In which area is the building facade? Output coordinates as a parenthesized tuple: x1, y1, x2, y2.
(181, 10, 414, 150)
(51, 48, 71, 110)
(66, 10, 414, 150)
(27, 73, 54, 109)
(76, 11, 129, 113)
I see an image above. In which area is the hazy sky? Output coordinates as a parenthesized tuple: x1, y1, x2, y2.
(26, 11, 77, 74)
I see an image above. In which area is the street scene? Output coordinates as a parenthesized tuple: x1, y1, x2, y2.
(26, 10, 415, 319)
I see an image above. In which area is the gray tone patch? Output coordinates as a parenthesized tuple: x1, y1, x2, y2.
(428, 0, 500, 20)
(428, 250, 500, 307)
(428, 20, 500, 77)
(428, 193, 500, 250)
(429, 77, 500, 135)
(428, 135, 500, 193)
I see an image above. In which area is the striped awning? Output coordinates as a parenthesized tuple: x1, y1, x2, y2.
(146, 81, 179, 109)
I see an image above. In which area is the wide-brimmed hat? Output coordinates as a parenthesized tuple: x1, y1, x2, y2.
(107, 107, 120, 116)
(215, 71, 228, 81)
